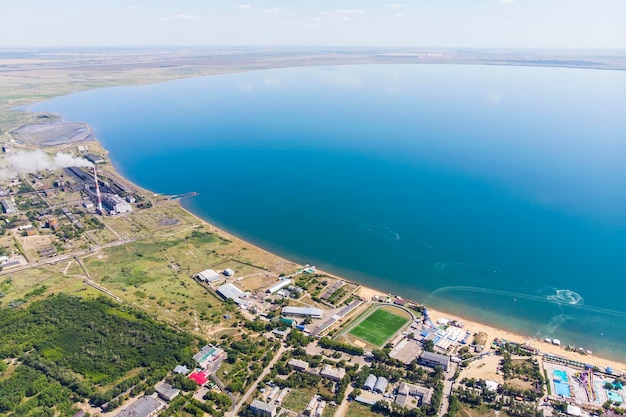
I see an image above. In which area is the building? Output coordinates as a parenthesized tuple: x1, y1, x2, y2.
(102, 193, 132, 215)
(216, 283, 247, 305)
(266, 279, 292, 294)
(250, 400, 277, 417)
(155, 382, 180, 402)
(395, 382, 432, 407)
(287, 285, 304, 294)
(114, 396, 165, 417)
(288, 358, 310, 372)
(223, 268, 234, 276)
(418, 351, 450, 371)
(363, 374, 377, 391)
(193, 345, 223, 369)
(1, 199, 17, 214)
(373, 376, 388, 394)
(85, 154, 105, 164)
(188, 371, 209, 386)
(173, 365, 189, 375)
(22, 226, 37, 236)
(196, 269, 221, 283)
(282, 306, 323, 319)
(319, 365, 346, 382)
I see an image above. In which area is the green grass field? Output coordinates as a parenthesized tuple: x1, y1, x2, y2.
(349, 308, 409, 347)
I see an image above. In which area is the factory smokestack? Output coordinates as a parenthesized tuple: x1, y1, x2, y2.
(93, 166, 103, 214)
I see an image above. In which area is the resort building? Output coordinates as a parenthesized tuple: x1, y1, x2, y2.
(319, 365, 346, 382)
(250, 399, 277, 417)
(282, 306, 323, 319)
(418, 351, 450, 371)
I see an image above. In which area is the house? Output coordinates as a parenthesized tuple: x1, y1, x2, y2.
(173, 365, 189, 375)
(114, 396, 165, 417)
(418, 351, 450, 371)
(363, 374, 377, 391)
(373, 376, 388, 394)
(23, 226, 37, 236)
(282, 306, 323, 319)
(319, 365, 345, 382)
(223, 268, 234, 276)
(288, 358, 310, 372)
(155, 382, 180, 402)
(250, 399, 277, 417)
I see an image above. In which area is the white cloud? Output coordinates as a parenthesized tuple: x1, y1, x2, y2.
(499, 0, 514, 3)
(128, 4, 142, 9)
(261, 7, 281, 14)
(325, 9, 366, 16)
(394, 13, 403, 18)
(235, 4, 251, 9)
(159, 17, 169, 22)
(388, 3, 407, 9)
(175, 14, 201, 20)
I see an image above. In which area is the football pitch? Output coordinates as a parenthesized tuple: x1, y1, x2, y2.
(348, 308, 409, 347)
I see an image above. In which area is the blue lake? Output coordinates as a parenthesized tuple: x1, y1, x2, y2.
(33, 64, 626, 360)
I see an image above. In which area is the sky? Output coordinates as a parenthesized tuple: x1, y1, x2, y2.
(0, 0, 625, 49)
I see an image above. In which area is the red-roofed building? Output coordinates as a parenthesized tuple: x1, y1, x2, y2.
(188, 371, 209, 386)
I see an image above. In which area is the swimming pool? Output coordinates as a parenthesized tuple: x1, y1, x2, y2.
(607, 391, 623, 404)
(554, 380, 571, 397)
(554, 370, 568, 382)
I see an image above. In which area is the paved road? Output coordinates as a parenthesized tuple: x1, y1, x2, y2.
(226, 344, 287, 417)
(439, 363, 458, 417)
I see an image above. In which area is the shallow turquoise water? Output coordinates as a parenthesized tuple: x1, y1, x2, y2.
(33, 65, 626, 360)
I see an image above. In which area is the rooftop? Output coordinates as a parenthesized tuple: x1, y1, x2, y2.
(282, 306, 323, 317)
(114, 395, 164, 417)
(251, 399, 277, 413)
(216, 283, 246, 304)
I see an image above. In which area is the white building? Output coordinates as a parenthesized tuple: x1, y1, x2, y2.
(196, 269, 221, 283)
(217, 283, 247, 305)
(282, 306, 323, 319)
(266, 279, 292, 294)
(320, 365, 345, 382)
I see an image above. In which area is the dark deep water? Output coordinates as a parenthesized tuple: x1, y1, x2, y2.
(34, 64, 626, 360)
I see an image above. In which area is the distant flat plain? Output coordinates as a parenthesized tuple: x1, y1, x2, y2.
(1, 46, 625, 138)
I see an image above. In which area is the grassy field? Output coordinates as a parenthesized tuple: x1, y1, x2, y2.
(282, 389, 312, 413)
(349, 307, 409, 347)
(347, 402, 388, 417)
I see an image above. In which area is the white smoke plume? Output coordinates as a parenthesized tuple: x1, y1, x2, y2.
(0, 150, 93, 179)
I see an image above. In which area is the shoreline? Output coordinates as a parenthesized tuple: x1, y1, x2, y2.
(12, 67, 626, 374)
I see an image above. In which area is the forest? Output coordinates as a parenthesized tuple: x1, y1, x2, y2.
(0, 293, 199, 416)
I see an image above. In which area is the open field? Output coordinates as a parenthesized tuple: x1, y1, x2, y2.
(347, 401, 388, 417)
(282, 389, 312, 413)
(347, 306, 410, 348)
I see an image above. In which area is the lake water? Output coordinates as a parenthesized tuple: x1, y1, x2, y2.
(33, 64, 626, 360)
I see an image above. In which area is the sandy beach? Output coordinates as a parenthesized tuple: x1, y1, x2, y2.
(356, 285, 626, 376)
